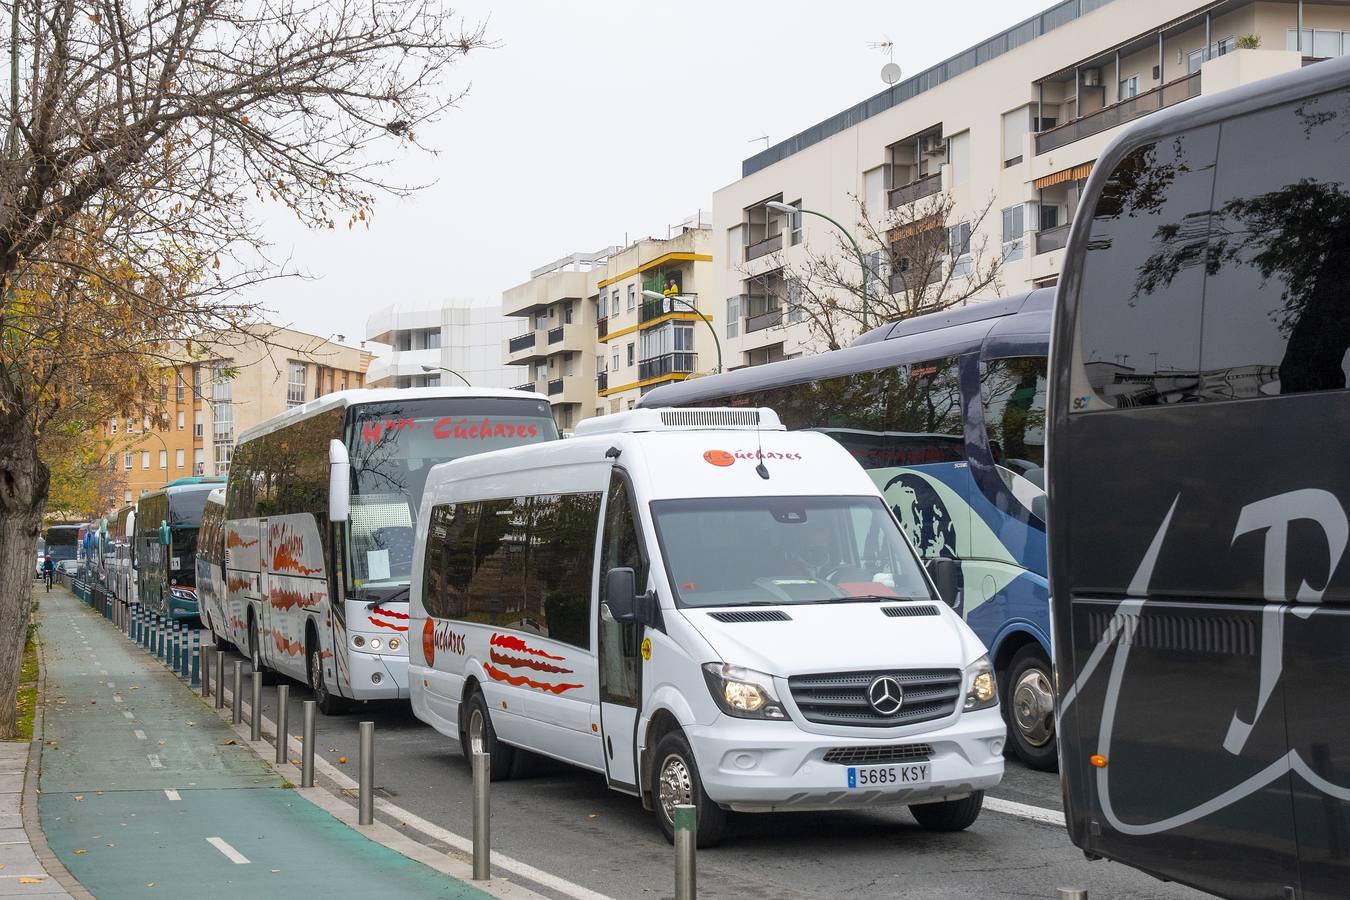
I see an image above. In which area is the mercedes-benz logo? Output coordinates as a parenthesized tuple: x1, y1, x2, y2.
(867, 675, 904, 716)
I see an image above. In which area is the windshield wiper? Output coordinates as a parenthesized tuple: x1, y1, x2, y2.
(813, 595, 905, 604)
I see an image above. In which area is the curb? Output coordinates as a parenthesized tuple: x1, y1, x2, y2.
(25, 599, 96, 900)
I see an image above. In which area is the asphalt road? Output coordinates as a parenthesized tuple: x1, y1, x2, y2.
(207, 636, 1207, 900)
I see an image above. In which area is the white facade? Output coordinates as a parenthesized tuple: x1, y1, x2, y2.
(366, 297, 522, 390)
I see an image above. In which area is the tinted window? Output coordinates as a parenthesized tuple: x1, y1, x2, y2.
(982, 356, 1047, 489)
(598, 475, 646, 705)
(1076, 126, 1219, 407)
(422, 493, 599, 649)
(1199, 87, 1350, 398)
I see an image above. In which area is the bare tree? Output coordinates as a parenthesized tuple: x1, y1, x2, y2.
(0, 0, 490, 737)
(745, 192, 1007, 352)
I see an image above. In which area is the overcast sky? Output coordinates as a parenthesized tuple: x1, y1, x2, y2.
(255, 0, 1049, 346)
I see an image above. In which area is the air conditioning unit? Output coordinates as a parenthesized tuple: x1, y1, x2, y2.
(921, 135, 945, 156)
(1081, 67, 1102, 86)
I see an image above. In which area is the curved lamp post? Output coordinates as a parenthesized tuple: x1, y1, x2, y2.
(641, 290, 723, 375)
(420, 364, 471, 387)
(765, 200, 872, 330)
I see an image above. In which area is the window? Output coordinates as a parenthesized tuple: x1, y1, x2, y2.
(1074, 125, 1219, 408)
(141, 451, 150, 469)
(194, 410, 204, 438)
(175, 372, 185, 403)
(627, 285, 636, 311)
(159, 374, 168, 402)
(535, 362, 547, 381)
(564, 301, 574, 325)
(597, 353, 606, 374)
(982, 357, 1048, 520)
(1002, 106, 1031, 166)
(726, 296, 741, 338)
(125, 491, 132, 504)
(626, 342, 635, 367)
(110, 419, 118, 434)
(177, 411, 185, 430)
(949, 222, 972, 276)
(599, 290, 608, 319)
(124, 452, 133, 470)
(598, 473, 647, 704)
(158, 450, 167, 469)
(863, 167, 887, 216)
(421, 493, 601, 649)
(727, 224, 744, 265)
(788, 199, 803, 245)
(787, 280, 804, 324)
(1119, 75, 1139, 99)
(287, 362, 306, 408)
(1002, 204, 1025, 262)
(194, 449, 205, 474)
(175, 448, 185, 468)
(192, 366, 202, 396)
(612, 346, 620, 372)
(212, 364, 235, 474)
(425, 329, 441, 350)
(1040, 204, 1061, 232)
(534, 312, 546, 330)
(947, 131, 970, 185)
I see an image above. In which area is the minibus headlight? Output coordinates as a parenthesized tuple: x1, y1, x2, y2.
(387, 637, 401, 651)
(964, 655, 998, 711)
(701, 663, 787, 720)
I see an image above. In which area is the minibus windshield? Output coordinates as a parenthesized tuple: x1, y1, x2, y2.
(651, 496, 932, 607)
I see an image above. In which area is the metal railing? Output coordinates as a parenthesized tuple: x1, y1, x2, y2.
(512, 382, 536, 393)
(640, 293, 700, 323)
(638, 352, 696, 381)
(1035, 71, 1201, 155)
(889, 263, 943, 293)
(744, 232, 783, 262)
(597, 317, 608, 338)
(746, 309, 783, 333)
(547, 326, 564, 345)
(596, 372, 608, 391)
(888, 172, 943, 209)
(1035, 223, 1072, 255)
(547, 378, 564, 396)
(508, 332, 536, 353)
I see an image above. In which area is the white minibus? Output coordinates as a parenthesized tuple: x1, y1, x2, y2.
(409, 408, 1005, 845)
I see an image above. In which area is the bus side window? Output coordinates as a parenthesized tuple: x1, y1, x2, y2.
(599, 474, 645, 703)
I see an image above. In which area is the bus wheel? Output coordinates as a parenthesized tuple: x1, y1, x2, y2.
(246, 615, 275, 685)
(651, 730, 726, 847)
(307, 645, 346, 715)
(212, 627, 233, 652)
(910, 791, 984, 831)
(459, 690, 513, 781)
(1006, 645, 1058, 772)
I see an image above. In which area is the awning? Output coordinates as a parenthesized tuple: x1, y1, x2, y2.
(1034, 161, 1094, 190)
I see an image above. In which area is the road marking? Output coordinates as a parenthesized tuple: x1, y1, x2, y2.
(147, 755, 163, 769)
(106, 681, 115, 688)
(984, 796, 1066, 826)
(122, 712, 134, 720)
(206, 836, 249, 864)
(112, 695, 123, 704)
(164, 789, 180, 802)
(133, 730, 147, 741)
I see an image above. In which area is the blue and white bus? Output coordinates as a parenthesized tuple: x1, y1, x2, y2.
(641, 290, 1054, 768)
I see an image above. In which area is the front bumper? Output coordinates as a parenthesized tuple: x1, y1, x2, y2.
(344, 648, 409, 700)
(168, 591, 199, 620)
(685, 707, 1005, 812)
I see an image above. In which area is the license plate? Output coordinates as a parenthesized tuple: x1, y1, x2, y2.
(847, 763, 930, 789)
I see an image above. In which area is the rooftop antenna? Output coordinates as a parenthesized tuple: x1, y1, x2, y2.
(869, 37, 902, 86)
(748, 135, 769, 150)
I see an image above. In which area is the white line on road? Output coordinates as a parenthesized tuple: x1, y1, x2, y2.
(133, 730, 146, 741)
(122, 711, 134, 720)
(112, 695, 123, 704)
(984, 796, 1066, 826)
(206, 836, 249, 864)
(106, 681, 115, 688)
(147, 755, 163, 769)
(164, 789, 180, 802)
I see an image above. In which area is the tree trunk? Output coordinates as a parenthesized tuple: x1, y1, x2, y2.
(0, 413, 48, 740)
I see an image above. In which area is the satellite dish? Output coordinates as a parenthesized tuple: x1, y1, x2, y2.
(881, 62, 902, 85)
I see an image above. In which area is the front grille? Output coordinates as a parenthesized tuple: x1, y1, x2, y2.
(822, 743, 934, 765)
(788, 668, 962, 727)
(882, 605, 938, 617)
(707, 610, 792, 623)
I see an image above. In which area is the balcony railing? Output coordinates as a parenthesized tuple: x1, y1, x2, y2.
(744, 232, 783, 262)
(596, 372, 608, 392)
(888, 172, 943, 209)
(1035, 71, 1201, 155)
(638, 352, 696, 381)
(547, 378, 564, 396)
(640, 293, 699, 323)
(1035, 223, 1072, 255)
(597, 317, 608, 338)
(513, 382, 536, 393)
(888, 263, 943, 293)
(547, 326, 564, 345)
(746, 309, 783, 334)
(508, 332, 537, 353)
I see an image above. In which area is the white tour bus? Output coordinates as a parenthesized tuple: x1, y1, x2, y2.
(214, 388, 559, 713)
(196, 489, 226, 646)
(110, 504, 137, 607)
(408, 408, 1005, 845)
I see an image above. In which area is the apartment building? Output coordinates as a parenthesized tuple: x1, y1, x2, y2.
(365, 297, 521, 390)
(717, 0, 1350, 365)
(106, 326, 371, 499)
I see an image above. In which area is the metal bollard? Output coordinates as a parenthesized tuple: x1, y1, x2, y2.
(136, 607, 144, 646)
(275, 685, 289, 765)
(169, 623, 179, 671)
(192, 633, 202, 689)
(215, 652, 225, 709)
(147, 613, 155, 652)
(201, 647, 211, 697)
(301, 701, 316, 787)
(472, 751, 490, 880)
(250, 670, 262, 742)
(181, 625, 192, 679)
(231, 661, 243, 725)
(674, 803, 696, 900)
(1056, 891, 1088, 900)
(157, 616, 166, 660)
(358, 721, 375, 826)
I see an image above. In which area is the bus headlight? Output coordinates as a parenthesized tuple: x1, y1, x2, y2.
(964, 655, 998, 711)
(702, 663, 786, 720)
(369, 637, 382, 650)
(387, 638, 401, 651)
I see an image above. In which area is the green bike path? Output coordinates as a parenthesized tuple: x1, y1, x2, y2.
(37, 588, 489, 899)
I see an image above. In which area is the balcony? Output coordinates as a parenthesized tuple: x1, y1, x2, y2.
(888, 263, 943, 293)
(638, 352, 696, 382)
(513, 381, 537, 393)
(744, 232, 783, 263)
(1035, 71, 1201, 155)
(597, 317, 608, 338)
(888, 172, 943, 209)
(547, 326, 564, 345)
(640, 293, 699, 324)
(547, 379, 564, 396)
(746, 309, 783, 334)
(1035, 223, 1072, 255)
(596, 372, 608, 392)
(509, 332, 536, 353)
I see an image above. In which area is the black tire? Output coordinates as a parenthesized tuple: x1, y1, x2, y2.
(650, 730, 727, 848)
(459, 689, 514, 781)
(1003, 644, 1058, 772)
(213, 626, 233, 652)
(910, 790, 984, 831)
(308, 641, 347, 715)
(246, 613, 276, 685)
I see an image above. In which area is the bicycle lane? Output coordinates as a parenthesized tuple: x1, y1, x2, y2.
(36, 588, 490, 899)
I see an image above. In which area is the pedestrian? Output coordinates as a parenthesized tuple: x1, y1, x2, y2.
(42, 554, 54, 592)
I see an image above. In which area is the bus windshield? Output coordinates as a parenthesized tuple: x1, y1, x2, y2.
(651, 496, 933, 607)
(168, 489, 214, 528)
(347, 396, 558, 589)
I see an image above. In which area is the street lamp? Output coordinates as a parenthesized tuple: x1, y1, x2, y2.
(420, 364, 471, 387)
(641, 291, 723, 375)
(765, 200, 872, 330)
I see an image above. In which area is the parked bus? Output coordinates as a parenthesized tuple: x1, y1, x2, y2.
(217, 388, 559, 713)
(409, 408, 1004, 845)
(196, 489, 227, 648)
(109, 504, 137, 607)
(1048, 56, 1350, 899)
(135, 476, 226, 620)
(640, 291, 1055, 769)
(43, 524, 80, 576)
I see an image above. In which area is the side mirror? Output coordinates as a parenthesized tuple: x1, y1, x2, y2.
(159, 521, 171, 546)
(926, 557, 962, 612)
(328, 439, 350, 523)
(604, 567, 655, 625)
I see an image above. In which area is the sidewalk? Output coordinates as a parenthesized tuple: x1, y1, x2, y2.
(34, 587, 492, 899)
(0, 740, 69, 897)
